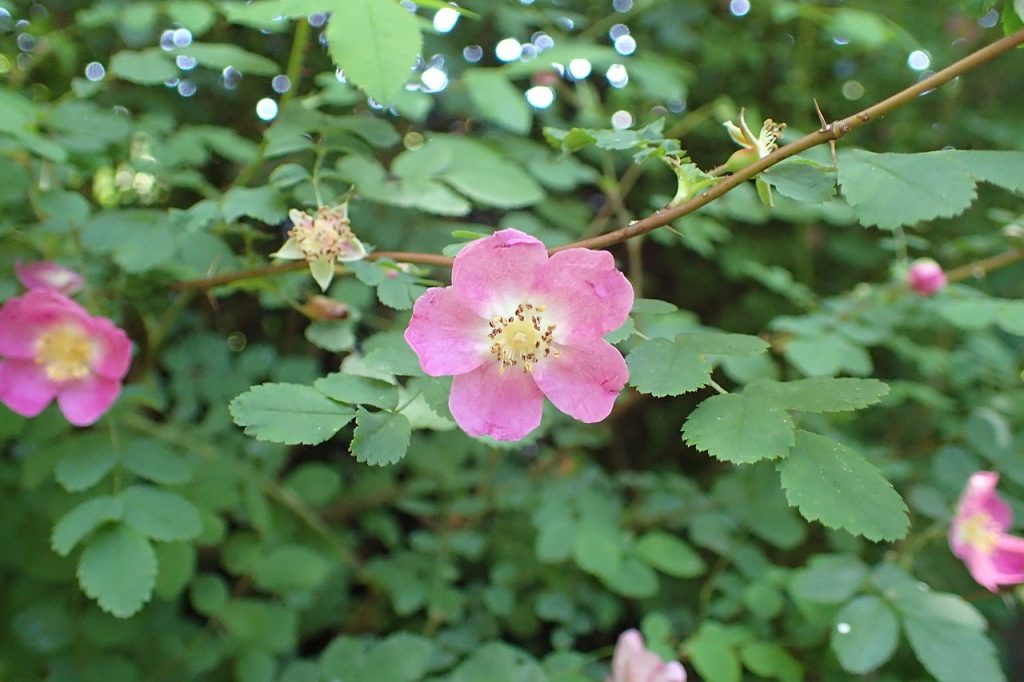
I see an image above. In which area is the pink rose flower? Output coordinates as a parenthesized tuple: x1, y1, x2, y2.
(607, 629, 687, 682)
(404, 229, 633, 441)
(0, 290, 132, 426)
(949, 471, 1024, 592)
(907, 258, 947, 296)
(15, 261, 85, 296)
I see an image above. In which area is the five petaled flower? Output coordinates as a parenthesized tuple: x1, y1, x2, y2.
(907, 258, 947, 296)
(607, 629, 687, 682)
(404, 229, 633, 441)
(15, 261, 84, 296)
(272, 204, 367, 292)
(0, 290, 132, 426)
(949, 471, 1024, 592)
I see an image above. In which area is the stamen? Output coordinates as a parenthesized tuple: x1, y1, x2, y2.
(487, 301, 558, 372)
(35, 325, 94, 382)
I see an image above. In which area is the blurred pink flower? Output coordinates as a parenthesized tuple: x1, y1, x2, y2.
(0, 290, 132, 426)
(15, 261, 84, 296)
(608, 629, 687, 682)
(949, 471, 1024, 592)
(907, 258, 947, 296)
(404, 229, 633, 441)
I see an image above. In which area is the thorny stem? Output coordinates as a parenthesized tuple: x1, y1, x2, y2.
(177, 28, 1024, 290)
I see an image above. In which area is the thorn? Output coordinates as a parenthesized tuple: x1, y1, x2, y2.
(813, 97, 838, 168)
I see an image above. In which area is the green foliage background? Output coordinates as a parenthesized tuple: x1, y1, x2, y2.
(2, 0, 1024, 680)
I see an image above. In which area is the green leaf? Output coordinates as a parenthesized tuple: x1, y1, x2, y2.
(446, 642, 546, 682)
(81, 209, 177, 273)
(688, 623, 741, 682)
(306, 320, 357, 352)
(154, 542, 197, 600)
(777, 431, 909, 541)
(325, 0, 422, 104)
(682, 393, 795, 463)
(790, 554, 867, 604)
(903, 617, 1005, 682)
(54, 438, 116, 492)
(222, 186, 288, 224)
(283, 463, 341, 507)
(350, 408, 412, 466)
(831, 596, 900, 674)
(572, 520, 624, 578)
(77, 525, 157, 618)
(361, 633, 437, 682)
(121, 485, 202, 542)
(315, 373, 399, 410)
(229, 383, 356, 445)
(109, 49, 177, 84)
(746, 378, 889, 412)
(119, 439, 192, 485)
(634, 531, 706, 578)
(838, 149, 976, 229)
(429, 136, 545, 208)
(463, 69, 532, 134)
(252, 545, 330, 593)
(761, 158, 836, 203)
(739, 642, 803, 682)
(51, 495, 124, 556)
(172, 43, 278, 75)
(627, 337, 712, 397)
(678, 331, 770, 357)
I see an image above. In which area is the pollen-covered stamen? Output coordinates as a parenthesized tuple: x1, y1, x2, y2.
(759, 119, 786, 155)
(488, 303, 558, 372)
(290, 206, 358, 262)
(959, 512, 1000, 554)
(34, 324, 94, 382)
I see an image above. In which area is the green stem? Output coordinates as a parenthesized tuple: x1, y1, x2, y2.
(231, 18, 311, 189)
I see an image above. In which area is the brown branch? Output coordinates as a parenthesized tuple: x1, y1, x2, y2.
(173, 28, 1024, 291)
(947, 248, 1024, 282)
(553, 27, 1024, 253)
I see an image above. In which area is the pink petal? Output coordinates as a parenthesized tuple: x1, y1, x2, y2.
(531, 248, 633, 342)
(532, 339, 628, 423)
(658, 662, 688, 682)
(612, 630, 646, 681)
(451, 229, 548, 318)
(0, 358, 57, 418)
(448, 362, 544, 440)
(405, 287, 489, 377)
(986, 534, 1024, 587)
(87, 316, 133, 380)
(56, 375, 121, 426)
(16, 261, 85, 296)
(0, 290, 90, 358)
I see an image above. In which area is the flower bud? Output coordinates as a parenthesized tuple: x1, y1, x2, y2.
(907, 258, 947, 296)
(301, 295, 350, 320)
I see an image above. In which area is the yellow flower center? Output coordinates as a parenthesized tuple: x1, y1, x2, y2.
(960, 512, 999, 554)
(290, 207, 355, 262)
(35, 324, 94, 382)
(488, 303, 557, 373)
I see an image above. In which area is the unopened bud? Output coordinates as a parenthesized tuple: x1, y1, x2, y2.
(907, 258, 947, 296)
(301, 295, 350, 320)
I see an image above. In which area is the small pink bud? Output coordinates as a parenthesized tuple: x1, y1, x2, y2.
(907, 258, 947, 296)
(301, 295, 349, 320)
(15, 261, 84, 296)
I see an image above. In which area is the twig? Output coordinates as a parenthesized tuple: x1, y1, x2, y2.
(173, 28, 1024, 290)
(946, 248, 1024, 282)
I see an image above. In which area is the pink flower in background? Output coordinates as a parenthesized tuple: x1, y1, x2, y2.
(15, 261, 84, 296)
(404, 229, 633, 441)
(907, 258, 947, 296)
(949, 471, 1024, 592)
(0, 290, 132, 426)
(607, 629, 687, 682)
